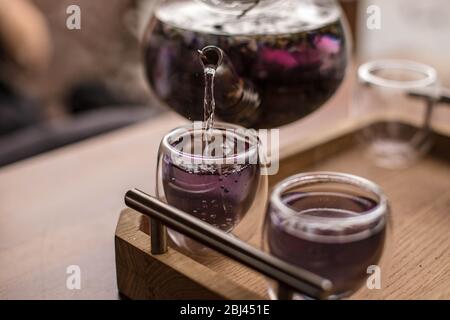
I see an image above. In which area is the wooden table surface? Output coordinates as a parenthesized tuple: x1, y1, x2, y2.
(0, 78, 448, 299)
(0, 86, 349, 299)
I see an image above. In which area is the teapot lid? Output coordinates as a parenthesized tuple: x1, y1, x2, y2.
(156, 0, 341, 36)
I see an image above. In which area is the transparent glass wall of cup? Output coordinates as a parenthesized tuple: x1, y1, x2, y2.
(263, 172, 391, 299)
(352, 60, 438, 169)
(156, 122, 268, 255)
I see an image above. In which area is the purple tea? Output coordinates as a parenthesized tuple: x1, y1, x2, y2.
(268, 191, 386, 296)
(162, 132, 260, 232)
(144, 0, 348, 128)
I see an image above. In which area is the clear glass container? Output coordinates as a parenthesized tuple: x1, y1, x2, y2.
(143, 0, 351, 128)
(263, 172, 391, 299)
(352, 59, 438, 169)
(156, 121, 268, 255)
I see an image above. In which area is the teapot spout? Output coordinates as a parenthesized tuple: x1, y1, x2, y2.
(198, 46, 224, 70)
(198, 45, 261, 127)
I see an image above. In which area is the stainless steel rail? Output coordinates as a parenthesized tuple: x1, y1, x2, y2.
(125, 188, 333, 299)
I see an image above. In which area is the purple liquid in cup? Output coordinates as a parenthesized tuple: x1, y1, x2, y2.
(161, 129, 260, 234)
(268, 191, 386, 296)
(162, 157, 260, 232)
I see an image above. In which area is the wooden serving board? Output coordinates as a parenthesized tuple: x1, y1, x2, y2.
(115, 122, 450, 300)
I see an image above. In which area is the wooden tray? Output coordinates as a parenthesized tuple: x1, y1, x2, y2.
(115, 122, 450, 300)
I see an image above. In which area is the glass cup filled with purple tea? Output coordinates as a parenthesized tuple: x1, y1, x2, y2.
(264, 172, 391, 299)
(156, 121, 268, 254)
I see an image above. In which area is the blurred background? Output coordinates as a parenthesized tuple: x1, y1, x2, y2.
(0, 0, 448, 167)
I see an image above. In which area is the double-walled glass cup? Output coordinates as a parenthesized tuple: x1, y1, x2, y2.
(263, 172, 391, 299)
(352, 60, 438, 169)
(156, 122, 268, 255)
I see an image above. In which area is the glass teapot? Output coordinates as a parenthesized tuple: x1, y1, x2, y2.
(143, 0, 351, 128)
